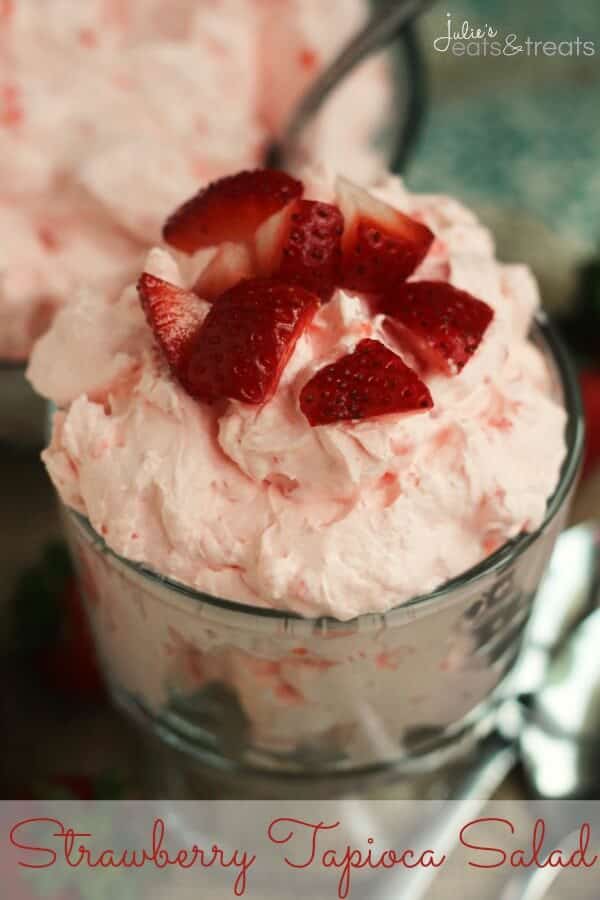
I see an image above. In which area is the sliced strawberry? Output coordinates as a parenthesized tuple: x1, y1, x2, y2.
(186, 278, 319, 404)
(256, 199, 343, 301)
(194, 242, 254, 301)
(300, 338, 433, 426)
(138, 272, 206, 376)
(255, 203, 297, 273)
(45, 774, 96, 801)
(382, 281, 494, 374)
(336, 176, 434, 293)
(163, 169, 303, 254)
(38, 577, 106, 703)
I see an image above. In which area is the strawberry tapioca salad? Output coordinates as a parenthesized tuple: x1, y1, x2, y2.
(28, 169, 568, 621)
(0, 0, 391, 360)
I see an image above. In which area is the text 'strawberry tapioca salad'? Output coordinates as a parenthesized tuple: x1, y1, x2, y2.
(0, 0, 391, 360)
(28, 168, 575, 781)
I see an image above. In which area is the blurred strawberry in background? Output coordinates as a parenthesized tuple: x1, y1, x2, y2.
(558, 250, 600, 478)
(580, 368, 600, 478)
(12, 543, 105, 704)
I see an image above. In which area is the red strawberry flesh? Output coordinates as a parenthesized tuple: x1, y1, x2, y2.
(265, 199, 343, 301)
(38, 576, 106, 703)
(343, 217, 433, 292)
(163, 169, 303, 254)
(580, 368, 600, 477)
(382, 281, 494, 374)
(336, 177, 434, 293)
(186, 277, 319, 404)
(137, 272, 206, 376)
(300, 338, 433, 425)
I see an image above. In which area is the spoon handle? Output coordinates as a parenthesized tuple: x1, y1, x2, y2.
(371, 732, 519, 900)
(268, 0, 436, 167)
(499, 829, 585, 900)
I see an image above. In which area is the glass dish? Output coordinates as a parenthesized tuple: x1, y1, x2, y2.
(58, 316, 583, 797)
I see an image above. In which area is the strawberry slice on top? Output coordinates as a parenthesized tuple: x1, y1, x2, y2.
(163, 169, 303, 254)
(300, 338, 433, 426)
(382, 281, 494, 374)
(194, 242, 254, 301)
(256, 199, 343, 301)
(336, 176, 434, 293)
(138, 273, 207, 380)
(186, 278, 319, 404)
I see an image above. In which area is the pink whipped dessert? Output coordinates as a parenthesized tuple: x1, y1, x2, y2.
(0, 0, 391, 360)
(29, 169, 567, 618)
(28, 168, 572, 771)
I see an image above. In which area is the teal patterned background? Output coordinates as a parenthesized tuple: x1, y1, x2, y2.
(406, 0, 600, 282)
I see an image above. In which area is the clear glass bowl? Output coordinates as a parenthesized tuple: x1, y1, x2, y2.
(59, 316, 583, 797)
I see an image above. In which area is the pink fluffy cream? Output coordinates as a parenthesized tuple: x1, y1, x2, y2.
(0, 0, 390, 359)
(28, 173, 567, 620)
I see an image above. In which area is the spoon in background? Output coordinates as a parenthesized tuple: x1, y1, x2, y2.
(371, 521, 600, 900)
(491, 521, 600, 800)
(499, 829, 592, 900)
(265, 0, 437, 171)
(496, 604, 600, 900)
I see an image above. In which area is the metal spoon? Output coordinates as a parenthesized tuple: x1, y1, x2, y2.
(265, 0, 436, 171)
(495, 521, 600, 799)
(499, 829, 589, 900)
(497, 606, 600, 899)
(506, 521, 600, 699)
(371, 521, 600, 900)
(518, 608, 600, 801)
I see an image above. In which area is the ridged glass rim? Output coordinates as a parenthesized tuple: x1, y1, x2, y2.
(63, 313, 584, 627)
